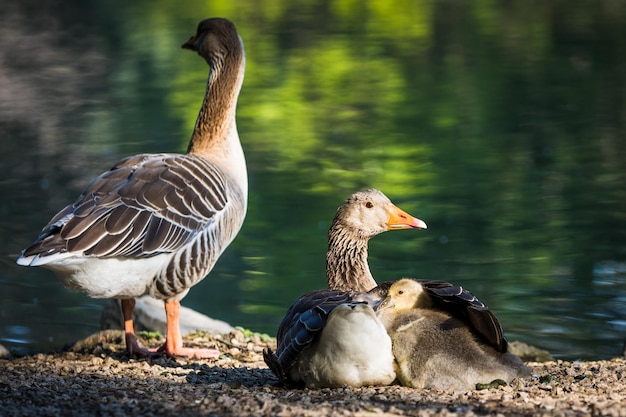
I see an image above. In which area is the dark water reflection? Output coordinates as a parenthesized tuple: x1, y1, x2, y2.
(1, 1, 625, 360)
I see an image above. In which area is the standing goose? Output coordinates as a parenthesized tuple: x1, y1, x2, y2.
(377, 279, 531, 391)
(16, 18, 247, 359)
(264, 189, 427, 387)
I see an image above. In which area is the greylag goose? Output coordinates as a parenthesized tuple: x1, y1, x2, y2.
(377, 279, 531, 391)
(264, 189, 427, 387)
(16, 17, 247, 359)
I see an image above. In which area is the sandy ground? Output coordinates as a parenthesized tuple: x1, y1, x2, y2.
(0, 329, 625, 417)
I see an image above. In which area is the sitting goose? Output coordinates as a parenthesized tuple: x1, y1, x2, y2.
(265, 190, 525, 388)
(16, 18, 247, 359)
(264, 189, 427, 387)
(377, 279, 531, 391)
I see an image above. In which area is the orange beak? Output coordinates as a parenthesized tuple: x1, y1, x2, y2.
(386, 205, 427, 230)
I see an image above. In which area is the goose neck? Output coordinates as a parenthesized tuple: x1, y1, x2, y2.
(326, 225, 378, 292)
(187, 49, 245, 157)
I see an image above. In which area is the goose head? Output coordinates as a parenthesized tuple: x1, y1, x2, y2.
(331, 189, 427, 239)
(182, 17, 243, 67)
(327, 189, 427, 292)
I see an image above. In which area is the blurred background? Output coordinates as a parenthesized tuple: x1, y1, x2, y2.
(1, 0, 625, 360)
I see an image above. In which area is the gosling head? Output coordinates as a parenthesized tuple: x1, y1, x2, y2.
(378, 278, 431, 313)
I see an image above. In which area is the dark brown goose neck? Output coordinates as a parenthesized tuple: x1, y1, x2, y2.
(187, 39, 245, 156)
(326, 223, 378, 293)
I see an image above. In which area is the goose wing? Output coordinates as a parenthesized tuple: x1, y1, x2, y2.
(20, 153, 234, 263)
(418, 278, 507, 352)
(263, 289, 374, 384)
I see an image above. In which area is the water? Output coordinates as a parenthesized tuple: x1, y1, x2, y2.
(1, 0, 625, 360)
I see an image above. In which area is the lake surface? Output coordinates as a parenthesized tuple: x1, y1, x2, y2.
(1, 0, 625, 360)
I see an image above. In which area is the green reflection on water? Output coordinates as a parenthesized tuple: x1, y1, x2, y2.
(1, 0, 625, 360)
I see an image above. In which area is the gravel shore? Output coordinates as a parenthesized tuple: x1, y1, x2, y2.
(1, 330, 624, 416)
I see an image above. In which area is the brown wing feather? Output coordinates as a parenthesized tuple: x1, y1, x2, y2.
(68, 216, 108, 253)
(105, 206, 141, 234)
(62, 207, 110, 241)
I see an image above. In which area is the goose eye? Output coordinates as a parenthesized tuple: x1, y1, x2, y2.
(365, 201, 373, 208)
(398, 290, 404, 295)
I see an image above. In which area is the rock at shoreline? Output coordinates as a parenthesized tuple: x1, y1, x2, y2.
(100, 296, 234, 336)
(508, 340, 554, 362)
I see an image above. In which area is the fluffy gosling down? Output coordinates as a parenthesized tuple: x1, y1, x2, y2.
(377, 278, 531, 391)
